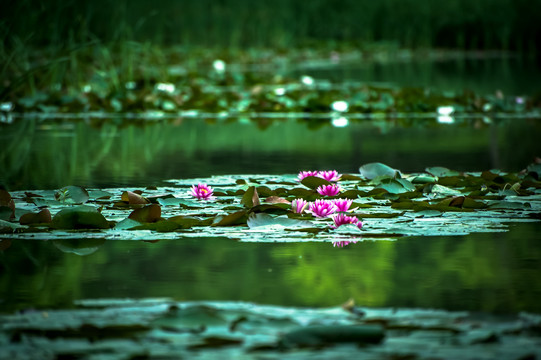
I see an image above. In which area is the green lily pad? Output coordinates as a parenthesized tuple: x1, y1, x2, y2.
(212, 210, 248, 226)
(301, 176, 332, 190)
(51, 205, 110, 230)
(426, 166, 460, 177)
(280, 324, 384, 347)
(359, 162, 400, 180)
(55, 186, 89, 204)
(247, 213, 312, 229)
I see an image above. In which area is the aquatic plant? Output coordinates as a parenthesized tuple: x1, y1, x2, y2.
(308, 199, 338, 218)
(331, 213, 362, 230)
(291, 198, 308, 214)
(190, 183, 214, 200)
(298, 171, 319, 181)
(332, 198, 353, 212)
(317, 184, 341, 197)
(317, 170, 341, 182)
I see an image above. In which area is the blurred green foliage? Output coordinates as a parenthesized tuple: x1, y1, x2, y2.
(2, 0, 540, 51)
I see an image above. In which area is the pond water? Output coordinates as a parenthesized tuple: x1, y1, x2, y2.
(1, 116, 539, 191)
(1, 114, 541, 316)
(1, 56, 541, 320)
(2, 221, 541, 315)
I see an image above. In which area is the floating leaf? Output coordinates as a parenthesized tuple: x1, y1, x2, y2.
(241, 186, 260, 208)
(19, 209, 52, 225)
(55, 186, 89, 204)
(359, 163, 400, 180)
(51, 205, 109, 230)
(88, 189, 114, 200)
(411, 174, 437, 184)
(429, 184, 463, 197)
(169, 216, 212, 229)
(121, 191, 150, 205)
(0, 219, 26, 231)
(115, 218, 142, 230)
(265, 196, 290, 204)
(128, 204, 162, 223)
(212, 210, 248, 226)
(332, 223, 363, 235)
(426, 166, 460, 177)
(280, 325, 384, 347)
(247, 213, 312, 229)
(133, 219, 179, 232)
(0, 189, 15, 220)
(301, 176, 331, 190)
(377, 178, 415, 194)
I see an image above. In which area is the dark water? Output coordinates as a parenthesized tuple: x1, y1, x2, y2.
(1, 222, 540, 314)
(1, 57, 540, 315)
(292, 56, 541, 96)
(1, 116, 540, 191)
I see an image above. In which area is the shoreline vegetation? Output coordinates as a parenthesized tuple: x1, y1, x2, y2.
(2, 1, 541, 117)
(0, 45, 540, 118)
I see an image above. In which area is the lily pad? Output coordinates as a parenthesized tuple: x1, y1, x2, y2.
(55, 186, 90, 204)
(51, 205, 110, 230)
(301, 176, 332, 190)
(247, 213, 312, 229)
(128, 204, 162, 223)
(359, 162, 400, 180)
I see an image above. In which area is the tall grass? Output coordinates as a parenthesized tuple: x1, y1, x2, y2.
(2, 0, 541, 51)
(1, 0, 540, 101)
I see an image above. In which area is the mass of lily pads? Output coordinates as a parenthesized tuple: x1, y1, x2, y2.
(1, 162, 540, 246)
(2, 298, 541, 360)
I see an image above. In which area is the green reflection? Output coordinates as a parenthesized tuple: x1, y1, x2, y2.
(1, 222, 540, 314)
(1, 117, 539, 190)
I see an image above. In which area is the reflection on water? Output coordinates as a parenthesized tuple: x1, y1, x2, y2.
(293, 57, 541, 96)
(1, 222, 540, 314)
(1, 116, 540, 190)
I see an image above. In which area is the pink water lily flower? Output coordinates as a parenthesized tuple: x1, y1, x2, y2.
(318, 170, 342, 182)
(291, 198, 308, 214)
(332, 198, 353, 212)
(190, 183, 214, 200)
(331, 213, 363, 230)
(298, 170, 319, 181)
(332, 241, 358, 247)
(308, 199, 338, 218)
(317, 184, 341, 197)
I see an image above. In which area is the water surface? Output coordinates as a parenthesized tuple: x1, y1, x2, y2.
(1, 222, 539, 314)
